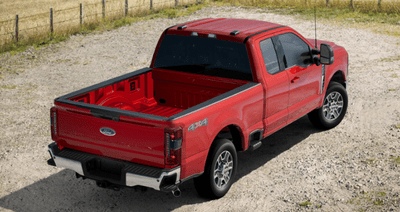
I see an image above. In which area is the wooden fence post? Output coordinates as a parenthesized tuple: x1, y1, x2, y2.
(175, 0, 179, 7)
(326, 0, 330, 7)
(125, 0, 128, 16)
(350, 0, 354, 10)
(150, 0, 153, 10)
(102, 0, 106, 18)
(378, 0, 382, 9)
(80, 3, 84, 25)
(50, 8, 53, 34)
(15, 15, 18, 42)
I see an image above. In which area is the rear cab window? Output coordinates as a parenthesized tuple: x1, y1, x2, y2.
(153, 35, 254, 81)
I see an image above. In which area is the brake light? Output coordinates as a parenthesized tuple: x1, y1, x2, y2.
(50, 107, 58, 140)
(165, 127, 182, 166)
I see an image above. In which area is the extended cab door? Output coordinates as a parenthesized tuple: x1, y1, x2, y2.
(255, 36, 290, 135)
(273, 32, 322, 122)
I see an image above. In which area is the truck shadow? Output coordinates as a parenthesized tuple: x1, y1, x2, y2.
(0, 116, 319, 211)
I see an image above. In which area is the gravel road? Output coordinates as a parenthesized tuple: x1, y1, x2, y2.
(0, 6, 399, 212)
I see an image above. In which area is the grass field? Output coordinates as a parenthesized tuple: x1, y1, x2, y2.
(0, 0, 195, 50)
(0, 0, 399, 54)
(221, 0, 400, 13)
(1, 0, 398, 20)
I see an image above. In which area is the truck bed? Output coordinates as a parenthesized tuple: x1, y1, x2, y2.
(52, 67, 253, 167)
(64, 68, 249, 118)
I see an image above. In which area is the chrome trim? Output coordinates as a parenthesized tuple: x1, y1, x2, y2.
(48, 146, 84, 175)
(320, 64, 325, 95)
(100, 127, 116, 136)
(126, 167, 181, 190)
(48, 144, 181, 190)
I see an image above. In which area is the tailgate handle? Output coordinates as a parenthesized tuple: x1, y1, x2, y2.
(91, 109, 120, 121)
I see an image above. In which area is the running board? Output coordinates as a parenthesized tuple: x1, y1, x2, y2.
(248, 129, 263, 151)
(249, 140, 262, 151)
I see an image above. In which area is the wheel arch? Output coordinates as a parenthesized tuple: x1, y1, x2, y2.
(328, 70, 346, 89)
(210, 124, 244, 152)
(226, 125, 244, 152)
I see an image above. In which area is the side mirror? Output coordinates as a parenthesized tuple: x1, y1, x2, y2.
(320, 43, 334, 65)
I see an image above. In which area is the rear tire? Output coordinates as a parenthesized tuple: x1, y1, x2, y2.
(308, 81, 348, 130)
(194, 139, 237, 199)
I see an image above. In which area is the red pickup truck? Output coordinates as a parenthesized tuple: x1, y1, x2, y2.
(47, 18, 348, 199)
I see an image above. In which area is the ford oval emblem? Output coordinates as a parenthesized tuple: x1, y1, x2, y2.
(100, 127, 116, 136)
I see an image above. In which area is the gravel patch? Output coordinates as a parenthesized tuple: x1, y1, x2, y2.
(0, 6, 399, 212)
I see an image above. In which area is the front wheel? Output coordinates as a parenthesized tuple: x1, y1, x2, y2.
(308, 81, 348, 130)
(194, 139, 237, 199)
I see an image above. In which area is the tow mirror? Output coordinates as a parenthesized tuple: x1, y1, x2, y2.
(320, 43, 334, 65)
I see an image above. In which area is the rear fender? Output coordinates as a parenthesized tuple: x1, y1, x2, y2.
(211, 124, 245, 152)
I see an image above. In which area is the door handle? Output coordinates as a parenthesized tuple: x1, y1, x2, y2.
(291, 76, 300, 83)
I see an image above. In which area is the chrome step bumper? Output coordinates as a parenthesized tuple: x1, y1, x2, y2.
(47, 142, 180, 191)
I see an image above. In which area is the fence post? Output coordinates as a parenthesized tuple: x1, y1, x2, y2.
(175, 0, 179, 7)
(125, 0, 128, 16)
(350, 0, 354, 10)
(102, 0, 106, 18)
(150, 0, 153, 10)
(378, 0, 382, 9)
(326, 0, 329, 7)
(15, 15, 18, 42)
(80, 3, 84, 25)
(50, 8, 53, 34)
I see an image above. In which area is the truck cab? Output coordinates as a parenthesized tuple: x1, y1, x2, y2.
(48, 18, 348, 199)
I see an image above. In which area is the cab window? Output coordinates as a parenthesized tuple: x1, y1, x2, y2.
(277, 33, 312, 68)
(260, 38, 280, 75)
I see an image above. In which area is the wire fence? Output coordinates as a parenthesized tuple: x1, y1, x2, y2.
(0, 0, 399, 48)
(0, 0, 192, 48)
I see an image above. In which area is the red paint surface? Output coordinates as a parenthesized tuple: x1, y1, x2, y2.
(52, 18, 348, 180)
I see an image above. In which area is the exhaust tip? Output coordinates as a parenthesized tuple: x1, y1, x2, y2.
(172, 188, 181, 197)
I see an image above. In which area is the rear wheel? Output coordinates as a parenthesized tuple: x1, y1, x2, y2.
(194, 139, 237, 199)
(308, 81, 348, 130)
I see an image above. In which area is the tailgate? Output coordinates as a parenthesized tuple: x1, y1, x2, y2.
(56, 108, 165, 168)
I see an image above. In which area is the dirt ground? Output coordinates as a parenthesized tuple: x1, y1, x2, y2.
(0, 6, 399, 212)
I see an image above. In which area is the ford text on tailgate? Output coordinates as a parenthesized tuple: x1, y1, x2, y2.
(47, 18, 348, 199)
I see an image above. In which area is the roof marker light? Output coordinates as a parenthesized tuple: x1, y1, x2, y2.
(177, 25, 187, 30)
(208, 34, 216, 39)
(230, 30, 240, 36)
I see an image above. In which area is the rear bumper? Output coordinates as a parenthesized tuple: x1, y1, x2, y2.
(47, 142, 180, 191)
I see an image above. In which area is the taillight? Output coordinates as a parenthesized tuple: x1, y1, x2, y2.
(50, 107, 58, 140)
(165, 127, 182, 166)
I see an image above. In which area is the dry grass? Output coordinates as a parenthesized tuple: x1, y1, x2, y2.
(0, 0, 399, 52)
(0, 0, 195, 49)
(223, 0, 400, 13)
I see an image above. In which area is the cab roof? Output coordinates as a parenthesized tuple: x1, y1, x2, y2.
(165, 18, 287, 43)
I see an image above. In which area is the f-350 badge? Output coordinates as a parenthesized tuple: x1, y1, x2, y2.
(188, 118, 208, 132)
